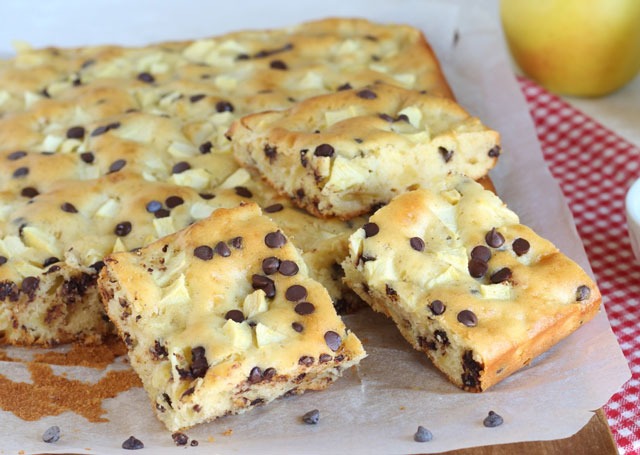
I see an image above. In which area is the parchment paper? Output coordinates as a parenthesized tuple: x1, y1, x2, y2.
(0, 1, 631, 453)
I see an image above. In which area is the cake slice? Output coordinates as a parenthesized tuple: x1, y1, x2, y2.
(228, 83, 500, 219)
(342, 175, 601, 391)
(98, 202, 365, 431)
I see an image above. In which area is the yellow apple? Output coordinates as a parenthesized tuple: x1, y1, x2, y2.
(500, 0, 640, 97)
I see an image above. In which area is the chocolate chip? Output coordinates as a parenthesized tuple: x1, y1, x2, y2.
(108, 159, 126, 173)
(165, 195, 184, 208)
(190, 346, 208, 378)
(154, 208, 170, 218)
(285, 285, 307, 302)
(485, 227, 505, 248)
(512, 238, 530, 256)
(263, 367, 276, 380)
(490, 267, 512, 284)
(363, 222, 379, 238)
(235, 186, 253, 198)
(42, 425, 61, 443)
(190, 440, 199, 447)
(248, 366, 263, 383)
(413, 426, 433, 442)
(81, 59, 95, 68)
(468, 258, 488, 278)
(60, 202, 78, 213)
(151, 340, 168, 360)
(576, 285, 591, 301)
(265, 231, 286, 248)
(438, 146, 454, 163)
(194, 245, 214, 260)
(264, 203, 284, 213)
(295, 302, 315, 315)
(471, 245, 492, 262)
(199, 192, 215, 200)
(122, 435, 144, 450)
(12, 167, 29, 178)
(488, 145, 501, 157)
(356, 89, 377, 99)
(279, 260, 299, 276)
(229, 237, 241, 250)
(299, 355, 314, 366)
(224, 309, 245, 323)
(172, 161, 191, 174)
(410, 237, 425, 252)
(199, 141, 213, 154)
(378, 113, 395, 122)
(264, 144, 277, 160)
(80, 151, 95, 163)
(0, 256, 7, 266)
(91, 122, 120, 136)
(137, 72, 155, 83)
(292, 322, 304, 332)
(66, 126, 85, 139)
(252, 274, 276, 298)
(483, 411, 504, 428)
(262, 257, 280, 275)
(7, 150, 27, 160)
(302, 409, 320, 424)
(354, 138, 363, 144)
(146, 200, 162, 213)
(396, 114, 409, 122)
(114, 221, 132, 236)
(300, 149, 308, 167)
(324, 331, 341, 351)
(429, 299, 445, 315)
(337, 82, 352, 91)
(90, 260, 105, 272)
(319, 353, 332, 363)
(270, 60, 288, 70)
(21, 276, 39, 297)
(215, 241, 231, 257)
(21, 187, 39, 198)
(189, 94, 206, 103)
(314, 144, 335, 157)
(457, 309, 478, 327)
(215, 101, 234, 113)
(172, 432, 189, 446)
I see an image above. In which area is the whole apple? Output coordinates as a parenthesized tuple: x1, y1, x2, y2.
(500, 0, 640, 97)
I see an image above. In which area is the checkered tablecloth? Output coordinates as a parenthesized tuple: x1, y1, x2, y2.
(518, 77, 640, 454)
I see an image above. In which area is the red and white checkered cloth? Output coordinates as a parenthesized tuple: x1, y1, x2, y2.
(518, 76, 640, 454)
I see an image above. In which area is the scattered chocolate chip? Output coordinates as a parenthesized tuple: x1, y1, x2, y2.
(172, 432, 189, 446)
(262, 257, 280, 275)
(263, 367, 276, 380)
(295, 302, 315, 315)
(91, 122, 121, 136)
(490, 267, 512, 284)
(7, 150, 27, 160)
(279, 260, 299, 276)
(108, 159, 126, 173)
(468, 258, 488, 278)
(194, 245, 214, 260)
(21, 187, 39, 198)
(438, 146, 454, 163)
(151, 340, 168, 360)
(299, 355, 314, 366)
(264, 203, 284, 213)
(378, 113, 395, 122)
(199, 141, 213, 154)
(215, 101, 234, 113)
(434, 330, 449, 345)
(457, 310, 478, 327)
(270, 59, 288, 70)
(12, 167, 29, 178)
(319, 353, 332, 363)
(248, 366, 263, 383)
(285, 285, 308, 302)
(354, 138, 363, 144)
(165, 195, 184, 208)
(90, 260, 105, 272)
(512, 238, 530, 256)
(235, 186, 253, 198)
(154, 208, 170, 218)
(410, 237, 425, 252)
(300, 149, 308, 167)
(292, 322, 304, 332)
(172, 161, 191, 174)
(265, 231, 286, 248)
(189, 93, 206, 103)
(314, 143, 335, 157)
(483, 411, 504, 427)
(146, 200, 162, 213)
(251, 274, 276, 298)
(471, 245, 492, 262)
(114, 221, 132, 237)
(137, 72, 155, 83)
(190, 440, 199, 447)
(488, 145, 501, 157)
(21, 276, 39, 297)
(413, 426, 433, 442)
(66, 126, 85, 139)
(337, 82, 352, 91)
(42, 425, 61, 443)
(60, 202, 78, 213)
(396, 114, 409, 122)
(302, 409, 320, 425)
(199, 192, 215, 200)
(264, 144, 277, 160)
(0, 256, 8, 266)
(429, 300, 445, 315)
(357, 89, 377, 99)
(190, 346, 208, 378)
(576, 285, 591, 302)
(80, 151, 95, 163)
(324, 331, 341, 351)
(363, 222, 379, 238)
(214, 241, 231, 258)
(122, 435, 144, 450)
(485, 227, 505, 248)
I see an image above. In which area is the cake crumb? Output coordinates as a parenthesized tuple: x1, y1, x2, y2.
(222, 429, 233, 436)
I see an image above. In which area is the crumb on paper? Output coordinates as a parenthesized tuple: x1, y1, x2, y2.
(223, 429, 233, 436)
(207, 436, 215, 443)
